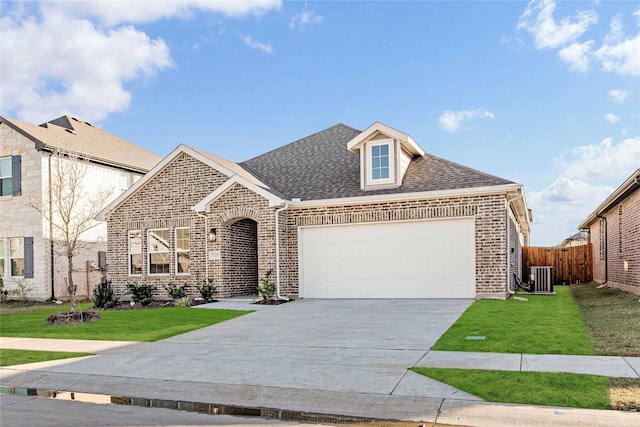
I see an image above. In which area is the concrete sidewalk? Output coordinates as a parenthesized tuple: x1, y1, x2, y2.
(0, 337, 137, 353)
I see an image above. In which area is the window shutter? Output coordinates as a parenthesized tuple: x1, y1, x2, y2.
(24, 236, 34, 278)
(12, 155, 22, 196)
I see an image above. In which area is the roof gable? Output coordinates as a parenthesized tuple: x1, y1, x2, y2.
(97, 144, 282, 220)
(347, 122, 425, 157)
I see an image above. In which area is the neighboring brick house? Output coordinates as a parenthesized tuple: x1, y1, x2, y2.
(99, 122, 531, 300)
(0, 115, 161, 300)
(579, 169, 640, 295)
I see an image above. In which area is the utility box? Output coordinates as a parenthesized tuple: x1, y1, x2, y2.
(529, 266, 554, 293)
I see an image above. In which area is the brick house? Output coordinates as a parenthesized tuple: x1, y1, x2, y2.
(98, 122, 531, 300)
(579, 169, 640, 295)
(0, 115, 161, 300)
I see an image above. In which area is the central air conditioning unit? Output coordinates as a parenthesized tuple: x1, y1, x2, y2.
(529, 266, 554, 294)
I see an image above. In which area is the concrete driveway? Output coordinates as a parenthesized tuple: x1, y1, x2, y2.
(24, 299, 475, 398)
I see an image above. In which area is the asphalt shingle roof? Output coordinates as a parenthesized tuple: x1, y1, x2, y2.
(1, 115, 162, 172)
(240, 123, 514, 201)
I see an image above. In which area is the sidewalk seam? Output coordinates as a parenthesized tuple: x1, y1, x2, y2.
(622, 357, 640, 378)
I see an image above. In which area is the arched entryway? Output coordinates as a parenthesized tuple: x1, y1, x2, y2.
(222, 218, 258, 296)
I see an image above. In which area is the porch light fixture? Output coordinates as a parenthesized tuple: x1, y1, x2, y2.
(208, 228, 217, 242)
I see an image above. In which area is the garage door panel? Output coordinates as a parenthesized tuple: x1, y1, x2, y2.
(300, 218, 476, 299)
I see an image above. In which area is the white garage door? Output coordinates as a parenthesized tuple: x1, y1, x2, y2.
(299, 218, 476, 298)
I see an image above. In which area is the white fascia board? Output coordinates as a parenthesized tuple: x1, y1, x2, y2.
(193, 175, 284, 212)
(347, 122, 425, 156)
(578, 169, 640, 230)
(288, 183, 523, 208)
(507, 186, 531, 234)
(96, 144, 238, 221)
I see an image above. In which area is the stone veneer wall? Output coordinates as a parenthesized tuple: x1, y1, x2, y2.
(279, 194, 510, 299)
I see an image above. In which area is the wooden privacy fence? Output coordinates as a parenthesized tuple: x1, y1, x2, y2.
(522, 244, 593, 285)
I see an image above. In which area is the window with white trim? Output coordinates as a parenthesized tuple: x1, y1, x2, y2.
(371, 144, 390, 180)
(175, 227, 190, 274)
(0, 238, 5, 276)
(10, 237, 24, 277)
(0, 157, 12, 196)
(366, 140, 395, 186)
(148, 229, 170, 275)
(129, 231, 143, 275)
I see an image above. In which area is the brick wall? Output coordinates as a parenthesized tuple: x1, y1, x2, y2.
(591, 188, 639, 294)
(107, 150, 515, 300)
(279, 194, 510, 299)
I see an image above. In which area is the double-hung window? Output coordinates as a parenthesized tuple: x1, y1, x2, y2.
(0, 157, 13, 196)
(9, 237, 24, 277)
(129, 231, 143, 275)
(175, 227, 190, 274)
(0, 238, 5, 276)
(148, 229, 170, 275)
(371, 144, 390, 180)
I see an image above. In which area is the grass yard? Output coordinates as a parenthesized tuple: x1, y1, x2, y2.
(0, 305, 251, 342)
(432, 286, 595, 354)
(571, 283, 640, 357)
(416, 282, 640, 410)
(412, 367, 610, 410)
(0, 349, 92, 367)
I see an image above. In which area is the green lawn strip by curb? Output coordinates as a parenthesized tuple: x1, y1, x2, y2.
(433, 286, 595, 355)
(0, 349, 93, 367)
(412, 367, 610, 410)
(0, 307, 251, 342)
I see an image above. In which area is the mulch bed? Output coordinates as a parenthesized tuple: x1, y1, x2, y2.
(47, 310, 101, 325)
(253, 299, 290, 305)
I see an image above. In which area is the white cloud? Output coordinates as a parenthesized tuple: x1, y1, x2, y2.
(558, 41, 593, 72)
(0, 1, 281, 123)
(1, 9, 171, 123)
(438, 109, 495, 133)
(517, 1, 640, 76)
(594, 32, 640, 76)
(239, 34, 273, 53)
(603, 113, 620, 124)
(517, 0, 598, 49)
(56, 0, 282, 25)
(608, 89, 630, 103)
(555, 137, 640, 181)
(527, 177, 613, 245)
(289, 10, 323, 30)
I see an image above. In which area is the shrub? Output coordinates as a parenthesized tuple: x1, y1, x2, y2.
(126, 282, 155, 306)
(196, 278, 217, 303)
(162, 282, 188, 300)
(93, 268, 120, 309)
(174, 296, 193, 307)
(257, 269, 276, 301)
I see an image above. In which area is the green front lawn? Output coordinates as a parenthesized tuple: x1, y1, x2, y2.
(432, 286, 595, 354)
(0, 306, 251, 342)
(0, 349, 92, 367)
(413, 367, 610, 409)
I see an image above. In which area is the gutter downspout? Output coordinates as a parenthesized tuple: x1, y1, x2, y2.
(274, 203, 290, 301)
(195, 211, 209, 280)
(596, 214, 608, 285)
(505, 191, 523, 295)
(48, 152, 55, 300)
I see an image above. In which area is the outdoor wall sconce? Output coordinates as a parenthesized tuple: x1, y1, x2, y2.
(208, 228, 217, 242)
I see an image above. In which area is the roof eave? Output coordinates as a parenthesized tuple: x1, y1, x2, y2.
(578, 169, 640, 230)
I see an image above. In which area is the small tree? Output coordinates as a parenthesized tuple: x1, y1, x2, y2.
(25, 149, 114, 313)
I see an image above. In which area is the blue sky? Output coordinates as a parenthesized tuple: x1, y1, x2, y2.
(1, 0, 639, 246)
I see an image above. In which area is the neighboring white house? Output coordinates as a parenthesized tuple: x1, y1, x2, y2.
(0, 115, 161, 300)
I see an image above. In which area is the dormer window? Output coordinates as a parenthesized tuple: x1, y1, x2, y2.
(347, 122, 426, 191)
(367, 140, 395, 186)
(371, 144, 389, 180)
